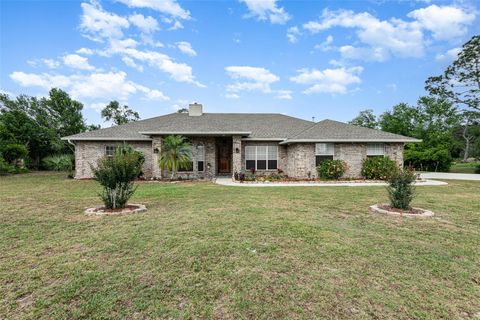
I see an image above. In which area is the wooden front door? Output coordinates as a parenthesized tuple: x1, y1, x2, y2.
(217, 138, 232, 174)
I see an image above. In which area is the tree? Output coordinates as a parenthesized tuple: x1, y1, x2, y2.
(158, 135, 193, 179)
(425, 35, 479, 112)
(177, 107, 188, 113)
(379, 103, 419, 137)
(101, 101, 140, 126)
(349, 109, 378, 129)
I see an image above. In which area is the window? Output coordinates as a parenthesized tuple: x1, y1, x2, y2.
(105, 145, 116, 157)
(315, 143, 334, 166)
(367, 143, 385, 157)
(245, 145, 278, 170)
(197, 144, 205, 172)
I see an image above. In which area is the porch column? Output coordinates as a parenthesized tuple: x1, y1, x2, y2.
(232, 135, 242, 179)
(152, 136, 162, 179)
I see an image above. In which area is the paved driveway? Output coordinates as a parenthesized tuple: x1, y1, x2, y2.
(420, 172, 480, 181)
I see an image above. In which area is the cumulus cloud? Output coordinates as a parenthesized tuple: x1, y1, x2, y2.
(27, 58, 60, 69)
(176, 41, 197, 56)
(286, 26, 301, 43)
(290, 66, 363, 94)
(62, 54, 95, 70)
(435, 47, 461, 61)
(225, 66, 280, 95)
(79, 2, 130, 42)
(76, 47, 95, 55)
(240, 0, 291, 24)
(128, 14, 159, 33)
(314, 35, 334, 51)
(276, 90, 292, 100)
(116, 0, 190, 20)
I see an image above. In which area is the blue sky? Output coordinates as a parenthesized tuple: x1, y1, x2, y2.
(1, 0, 478, 126)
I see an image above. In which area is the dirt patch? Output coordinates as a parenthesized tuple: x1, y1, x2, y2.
(84, 204, 147, 216)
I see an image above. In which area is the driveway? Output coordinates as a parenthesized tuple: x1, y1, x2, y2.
(420, 172, 480, 181)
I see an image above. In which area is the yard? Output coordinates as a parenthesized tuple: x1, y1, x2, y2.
(1, 173, 479, 319)
(450, 162, 480, 174)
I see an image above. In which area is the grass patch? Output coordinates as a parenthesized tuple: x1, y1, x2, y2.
(1, 172, 479, 319)
(449, 161, 480, 174)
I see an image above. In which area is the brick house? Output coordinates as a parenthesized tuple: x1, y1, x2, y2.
(62, 103, 420, 179)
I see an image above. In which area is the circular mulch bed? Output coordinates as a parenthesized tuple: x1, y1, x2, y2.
(370, 204, 434, 218)
(85, 204, 147, 216)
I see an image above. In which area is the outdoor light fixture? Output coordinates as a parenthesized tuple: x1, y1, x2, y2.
(235, 148, 240, 153)
(153, 148, 159, 154)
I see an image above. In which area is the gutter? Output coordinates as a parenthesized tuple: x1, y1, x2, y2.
(279, 138, 422, 145)
(60, 137, 152, 141)
(138, 131, 252, 136)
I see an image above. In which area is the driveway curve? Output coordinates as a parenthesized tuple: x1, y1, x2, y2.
(420, 172, 480, 181)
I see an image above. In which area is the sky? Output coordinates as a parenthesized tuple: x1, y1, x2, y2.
(1, 0, 479, 126)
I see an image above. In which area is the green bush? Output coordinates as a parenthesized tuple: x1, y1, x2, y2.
(361, 157, 398, 180)
(475, 164, 480, 174)
(317, 160, 347, 180)
(42, 154, 74, 171)
(387, 168, 417, 210)
(1, 144, 28, 164)
(404, 147, 452, 172)
(116, 144, 145, 177)
(0, 157, 14, 175)
(91, 145, 143, 209)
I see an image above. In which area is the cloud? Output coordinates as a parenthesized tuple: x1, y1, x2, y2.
(128, 14, 159, 33)
(290, 66, 363, 94)
(338, 46, 389, 62)
(407, 5, 475, 41)
(62, 54, 95, 70)
(225, 66, 280, 95)
(79, 2, 130, 42)
(435, 47, 461, 61)
(286, 26, 301, 43)
(240, 0, 291, 24)
(88, 102, 107, 112)
(116, 0, 191, 20)
(168, 20, 184, 30)
(76, 47, 95, 55)
(9, 70, 168, 101)
(27, 58, 60, 69)
(314, 35, 334, 51)
(122, 56, 144, 71)
(176, 41, 197, 56)
(276, 90, 292, 100)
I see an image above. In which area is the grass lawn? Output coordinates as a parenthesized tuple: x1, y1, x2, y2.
(449, 162, 480, 174)
(1, 173, 479, 319)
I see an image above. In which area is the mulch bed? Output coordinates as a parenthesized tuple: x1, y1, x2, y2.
(91, 205, 140, 213)
(85, 204, 147, 216)
(377, 204, 424, 215)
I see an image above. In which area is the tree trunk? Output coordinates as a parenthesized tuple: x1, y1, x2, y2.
(462, 123, 473, 162)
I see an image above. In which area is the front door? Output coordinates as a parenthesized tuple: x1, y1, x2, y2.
(217, 138, 232, 174)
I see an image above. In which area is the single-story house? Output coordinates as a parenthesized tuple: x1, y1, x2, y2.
(62, 103, 420, 180)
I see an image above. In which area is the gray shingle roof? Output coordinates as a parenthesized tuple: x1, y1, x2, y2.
(62, 114, 420, 143)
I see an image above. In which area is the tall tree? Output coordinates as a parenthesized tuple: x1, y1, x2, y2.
(349, 109, 378, 129)
(425, 35, 480, 112)
(379, 103, 419, 137)
(101, 101, 140, 126)
(158, 135, 193, 179)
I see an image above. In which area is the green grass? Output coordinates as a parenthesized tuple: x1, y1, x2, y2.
(1, 172, 479, 319)
(449, 161, 480, 174)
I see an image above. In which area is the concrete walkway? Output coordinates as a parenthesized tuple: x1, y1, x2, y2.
(420, 172, 480, 181)
(215, 177, 447, 187)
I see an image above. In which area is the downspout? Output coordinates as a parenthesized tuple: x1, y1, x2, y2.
(67, 139, 76, 178)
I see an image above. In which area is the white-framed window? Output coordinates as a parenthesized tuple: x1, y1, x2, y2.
(367, 143, 385, 157)
(105, 145, 116, 157)
(315, 143, 334, 166)
(197, 144, 205, 172)
(245, 145, 278, 170)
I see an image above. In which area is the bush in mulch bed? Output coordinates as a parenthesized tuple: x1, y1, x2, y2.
(386, 167, 417, 210)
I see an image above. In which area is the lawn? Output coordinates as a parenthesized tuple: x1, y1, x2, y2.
(1, 173, 479, 319)
(449, 161, 480, 174)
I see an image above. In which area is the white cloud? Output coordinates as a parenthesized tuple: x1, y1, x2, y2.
(62, 54, 95, 70)
(225, 93, 240, 99)
(435, 47, 461, 61)
(168, 20, 184, 30)
(79, 2, 130, 42)
(225, 66, 280, 95)
(117, 0, 191, 20)
(28, 58, 61, 69)
(176, 41, 197, 56)
(314, 35, 334, 51)
(408, 5, 475, 41)
(286, 26, 301, 43)
(76, 47, 95, 55)
(129, 14, 159, 33)
(240, 0, 291, 24)
(9, 70, 168, 101)
(339, 46, 389, 62)
(290, 66, 363, 94)
(276, 90, 292, 100)
(88, 102, 107, 112)
(122, 56, 144, 71)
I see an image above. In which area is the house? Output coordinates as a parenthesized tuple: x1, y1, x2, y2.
(62, 103, 420, 180)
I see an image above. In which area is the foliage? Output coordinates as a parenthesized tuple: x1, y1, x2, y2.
(0, 156, 14, 175)
(316, 160, 347, 180)
(91, 146, 142, 209)
(42, 154, 74, 171)
(158, 135, 193, 179)
(1, 143, 28, 164)
(115, 144, 145, 177)
(349, 109, 378, 129)
(386, 168, 417, 210)
(475, 164, 480, 174)
(425, 35, 480, 112)
(361, 157, 398, 180)
(379, 102, 419, 137)
(404, 146, 452, 172)
(101, 101, 140, 126)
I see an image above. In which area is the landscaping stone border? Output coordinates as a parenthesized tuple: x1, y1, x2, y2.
(85, 204, 147, 216)
(369, 204, 434, 218)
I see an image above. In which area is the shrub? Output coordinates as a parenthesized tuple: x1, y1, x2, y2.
(475, 164, 480, 174)
(91, 146, 143, 209)
(316, 160, 347, 180)
(361, 157, 398, 180)
(42, 154, 74, 171)
(404, 147, 452, 172)
(387, 168, 417, 210)
(0, 157, 14, 175)
(113, 144, 145, 177)
(1, 144, 28, 164)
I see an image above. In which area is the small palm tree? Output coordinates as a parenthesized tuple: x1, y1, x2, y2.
(159, 135, 193, 179)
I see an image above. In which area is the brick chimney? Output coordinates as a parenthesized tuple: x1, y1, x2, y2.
(188, 102, 203, 116)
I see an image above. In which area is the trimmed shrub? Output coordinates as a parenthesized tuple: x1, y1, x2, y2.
(387, 168, 417, 210)
(361, 157, 398, 180)
(317, 160, 347, 180)
(1, 144, 28, 164)
(91, 146, 143, 209)
(42, 154, 74, 171)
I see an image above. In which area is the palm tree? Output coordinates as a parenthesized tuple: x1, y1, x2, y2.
(159, 135, 193, 179)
